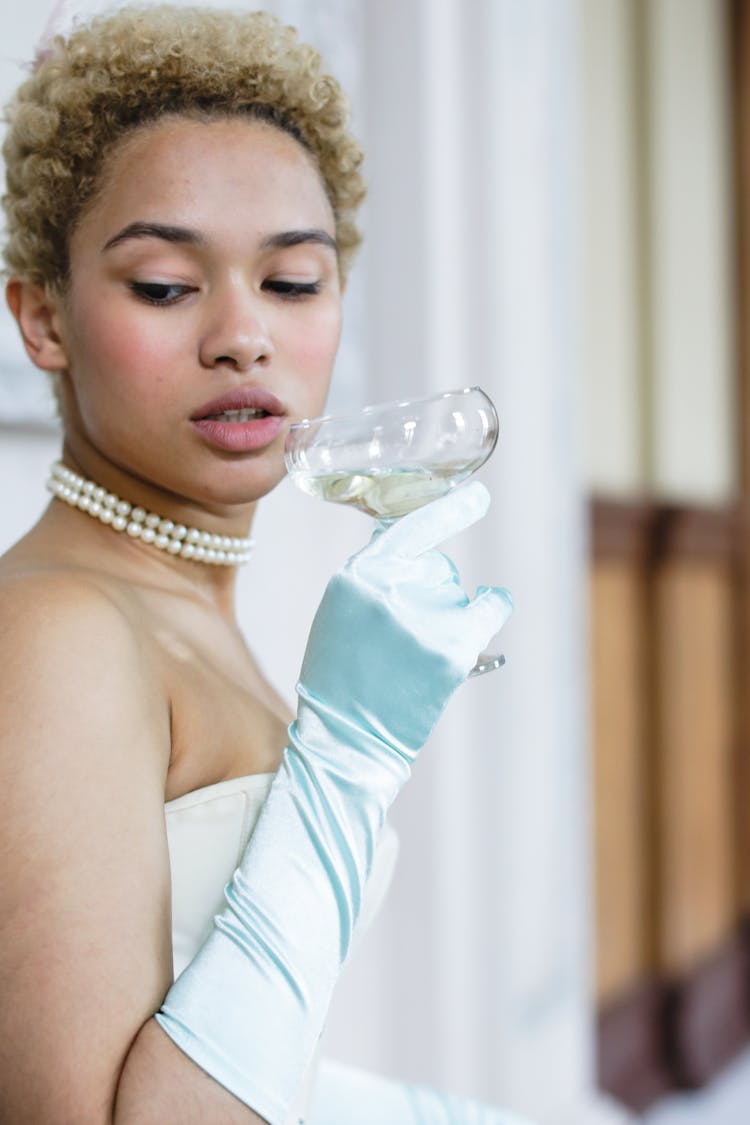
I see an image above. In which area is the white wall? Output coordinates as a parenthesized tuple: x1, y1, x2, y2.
(645, 0, 737, 503)
(581, 0, 645, 496)
(581, 0, 737, 503)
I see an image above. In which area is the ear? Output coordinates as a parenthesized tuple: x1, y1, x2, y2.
(5, 278, 70, 372)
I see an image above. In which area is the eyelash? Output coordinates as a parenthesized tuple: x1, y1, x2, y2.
(130, 282, 193, 305)
(262, 280, 321, 300)
(129, 279, 321, 305)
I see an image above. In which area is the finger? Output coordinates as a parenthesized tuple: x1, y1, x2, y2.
(366, 481, 491, 560)
(465, 584, 514, 644)
(391, 550, 461, 591)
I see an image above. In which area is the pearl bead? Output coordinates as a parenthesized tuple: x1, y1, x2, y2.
(46, 462, 253, 567)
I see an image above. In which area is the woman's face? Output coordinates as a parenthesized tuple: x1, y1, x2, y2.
(51, 116, 342, 512)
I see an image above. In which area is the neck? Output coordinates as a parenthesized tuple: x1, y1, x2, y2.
(47, 450, 257, 613)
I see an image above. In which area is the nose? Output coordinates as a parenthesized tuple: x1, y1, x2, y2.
(199, 281, 274, 372)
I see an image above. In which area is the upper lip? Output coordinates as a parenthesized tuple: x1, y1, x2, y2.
(190, 386, 286, 421)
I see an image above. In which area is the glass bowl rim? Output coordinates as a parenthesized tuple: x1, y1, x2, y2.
(286, 384, 494, 435)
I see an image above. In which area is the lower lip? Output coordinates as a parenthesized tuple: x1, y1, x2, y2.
(191, 415, 284, 452)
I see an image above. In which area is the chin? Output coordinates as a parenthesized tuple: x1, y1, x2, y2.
(206, 460, 287, 507)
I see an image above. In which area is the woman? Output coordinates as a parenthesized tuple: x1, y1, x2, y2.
(0, 6, 521, 1122)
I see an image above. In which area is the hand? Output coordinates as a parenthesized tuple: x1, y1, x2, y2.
(296, 479, 513, 757)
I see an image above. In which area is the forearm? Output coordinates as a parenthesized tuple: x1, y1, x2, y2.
(113, 1018, 267, 1125)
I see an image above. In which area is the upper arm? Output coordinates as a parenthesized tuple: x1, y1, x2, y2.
(0, 575, 172, 1122)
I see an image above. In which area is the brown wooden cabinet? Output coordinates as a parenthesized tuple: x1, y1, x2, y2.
(592, 503, 750, 1109)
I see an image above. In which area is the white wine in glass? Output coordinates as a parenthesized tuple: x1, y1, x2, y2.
(284, 386, 505, 675)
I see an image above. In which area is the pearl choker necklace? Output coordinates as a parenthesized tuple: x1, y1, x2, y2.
(46, 462, 254, 566)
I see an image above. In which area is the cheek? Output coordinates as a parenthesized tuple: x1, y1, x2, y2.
(70, 298, 178, 397)
(288, 305, 342, 374)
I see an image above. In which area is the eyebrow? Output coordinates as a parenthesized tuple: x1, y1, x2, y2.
(259, 229, 338, 254)
(102, 222, 207, 251)
(102, 222, 337, 254)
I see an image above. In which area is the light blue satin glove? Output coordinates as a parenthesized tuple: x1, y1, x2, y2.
(156, 482, 512, 1124)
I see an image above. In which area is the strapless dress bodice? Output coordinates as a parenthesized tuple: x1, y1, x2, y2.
(164, 771, 399, 978)
(163, 771, 399, 1123)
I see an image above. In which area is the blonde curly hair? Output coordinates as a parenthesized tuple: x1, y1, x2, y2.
(2, 4, 365, 289)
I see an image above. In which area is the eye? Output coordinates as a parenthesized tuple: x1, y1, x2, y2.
(262, 279, 321, 300)
(129, 281, 195, 305)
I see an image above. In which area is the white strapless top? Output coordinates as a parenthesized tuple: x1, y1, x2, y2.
(163, 772, 399, 1121)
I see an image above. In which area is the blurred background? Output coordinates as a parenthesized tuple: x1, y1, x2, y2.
(2, 0, 750, 1122)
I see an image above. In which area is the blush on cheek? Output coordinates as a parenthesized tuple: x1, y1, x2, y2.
(292, 320, 341, 374)
(294, 302, 342, 365)
(85, 316, 172, 389)
(294, 340, 338, 370)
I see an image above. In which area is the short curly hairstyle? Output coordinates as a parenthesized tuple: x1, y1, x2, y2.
(2, 4, 366, 289)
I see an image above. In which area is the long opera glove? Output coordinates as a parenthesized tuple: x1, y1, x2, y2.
(311, 1060, 536, 1125)
(156, 482, 513, 1124)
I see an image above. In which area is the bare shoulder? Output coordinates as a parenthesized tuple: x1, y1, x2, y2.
(0, 562, 171, 811)
(0, 565, 169, 759)
(0, 562, 141, 642)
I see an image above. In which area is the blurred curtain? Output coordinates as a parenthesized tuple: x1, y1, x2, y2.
(249, 3, 626, 1124)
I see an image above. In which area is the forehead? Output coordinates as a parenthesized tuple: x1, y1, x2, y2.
(72, 116, 335, 252)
